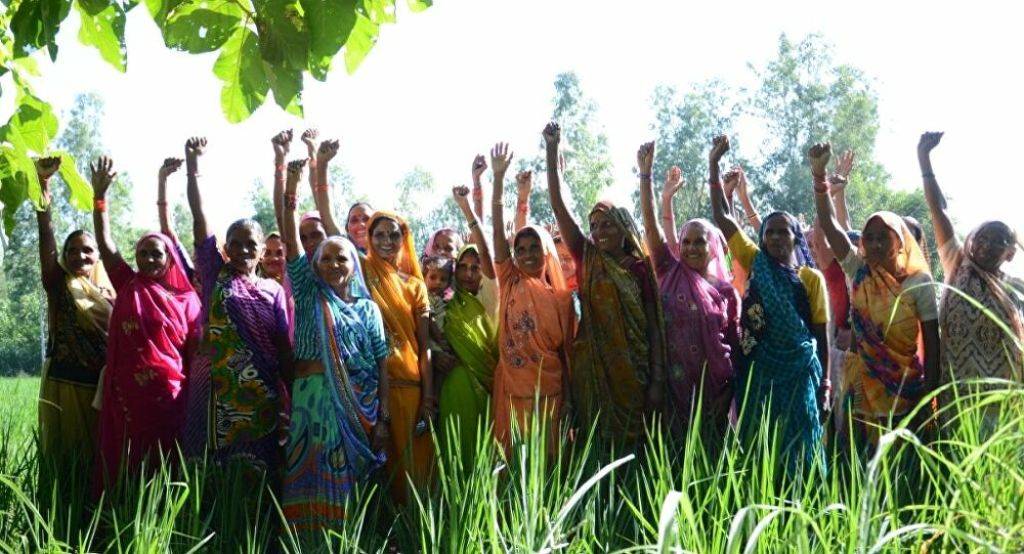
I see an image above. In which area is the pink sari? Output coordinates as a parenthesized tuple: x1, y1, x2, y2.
(97, 233, 201, 487)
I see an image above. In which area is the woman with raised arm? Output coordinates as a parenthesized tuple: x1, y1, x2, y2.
(811, 142, 940, 451)
(35, 157, 114, 466)
(707, 135, 829, 470)
(177, 137, 293, 477)
(277, 160, 389, 532)
(639, 142, 739, 441)
(437, 186, 500, 462)
(262, 129, 292, 283)
(294, 139, 343, 257)
(489, 141, 574, 452)
(919, 132, 1023, 398)
(659, 165, 684, 256)
(543, 123, 665, 444)
(155, 156, 198, 282)
(362, 207, 434, 503)
(92, 156, 201, 488)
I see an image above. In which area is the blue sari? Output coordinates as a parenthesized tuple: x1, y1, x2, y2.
(736, 213, 824, 470)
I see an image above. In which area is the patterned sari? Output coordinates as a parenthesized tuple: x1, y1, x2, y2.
(97, 233, 201, 488)
(494, 226, 575, 452)
(362, 211, 433, 503)
(572, 202, 666, 443)
(736, 213, 824, 470)
(844, 212, 934, 448)
(283, 237, 389, 531)
(439, 245, 499, 463)
(183, 236, 290, 475)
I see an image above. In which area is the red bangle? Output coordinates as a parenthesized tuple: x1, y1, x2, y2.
(314, 185, 329, 193)
(94, 198, 107, 212)
(516, 203, 528, 213)
(813, 173, 829, 194)
(275, 164, 285, 174)
(284, 194, 297, 209)
(472, 187, 483, 199)
(156, 200, 168, 206)
(709, 179, 723, 189)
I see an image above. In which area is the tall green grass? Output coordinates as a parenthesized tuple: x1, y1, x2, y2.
(2, 374, 1023, 552)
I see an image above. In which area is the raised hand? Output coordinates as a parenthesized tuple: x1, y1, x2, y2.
(737, 167, 752, 197)
(35, 156, 61, 182)
(918, 131, 943, 157)
(272, 130, 293, 160)
(662, 166, 683, 199)
(158, 157, 184, 180)
(471, 155, 487, 181)
(490, 142, 513, 175)
(90, 156, 116, 198)
(709, 135, 730, 164)
(723, 168, 740, 199)
(317, 139, 339, 164)
(808, 142, 832, 177)
(286, 159, 307, 193)
(834, 149, 854, 179)
(515, 170, 533, 198)
(637, 141, 655, 176)
(302, 128, 319, 158)
(452, 185, 473, 211)
(542, 122, 561, 149)
(185, 137, 207, 175)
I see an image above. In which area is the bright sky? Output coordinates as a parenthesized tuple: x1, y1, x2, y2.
(12, 0, 1024, 259)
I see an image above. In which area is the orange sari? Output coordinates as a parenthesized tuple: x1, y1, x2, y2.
(494, 226, 575, 451)
(362, 212, 433, 503)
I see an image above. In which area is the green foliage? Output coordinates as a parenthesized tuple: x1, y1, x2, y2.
(75, 0, 127, 72)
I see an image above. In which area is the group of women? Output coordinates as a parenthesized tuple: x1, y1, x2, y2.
(33, 124, 1022, 533)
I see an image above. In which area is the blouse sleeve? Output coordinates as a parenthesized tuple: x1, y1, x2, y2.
(410, 278, 430, 317)
(195, 235, 223, 305)
(905, 273, 939, 322)
(106, 256, 135, 291)
(801, 267, 831, 325)
(365, 300, 391, 363)
(286, 255, 316, 303)
(726, 231, 759, 273)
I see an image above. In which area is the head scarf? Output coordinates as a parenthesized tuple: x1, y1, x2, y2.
(366, 211, 423, 281)
(424, 228, 463, 260)
(858, 212, 930, 276)
(300, 211, 322, 225)
(679, 218, 732, 283)
(761, 211, 816, 269)
(59, 231, 114, 337)
(312, 236, 372, 300)
(758, 211, 814, 324)
(512, 225, 567, 290)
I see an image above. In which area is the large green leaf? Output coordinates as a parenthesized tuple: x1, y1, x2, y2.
(254, 0, 309, 70)
(11, 0, 72, 60)
(213, 27, 270, 123)
(407, 0, 430, 13)
(343, 12, 376, 74)
(264, 59, 303, 116)
(4, 87, 59, 154)
(361, 0, 395, 24)
(76, 0, 127, 72)
(142, 0, 185, 24)
(162, 0, 245, 54)
(55, 150, 92, 210)
(301, 0, 357, 81)
(0, 174, 27, 235)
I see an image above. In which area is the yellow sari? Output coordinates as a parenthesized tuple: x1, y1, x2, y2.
(362, 211, 433, 503)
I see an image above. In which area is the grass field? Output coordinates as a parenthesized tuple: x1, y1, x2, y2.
(2, 375, 1023, 552)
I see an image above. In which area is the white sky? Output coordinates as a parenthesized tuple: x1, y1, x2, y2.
(8, 0, 1024, 260)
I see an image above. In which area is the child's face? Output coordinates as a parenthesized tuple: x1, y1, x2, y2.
(425, 267, 450, 295)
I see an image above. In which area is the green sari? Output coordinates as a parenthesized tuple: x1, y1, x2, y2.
(439, 246, 499, 463)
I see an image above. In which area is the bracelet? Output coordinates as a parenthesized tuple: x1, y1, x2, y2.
(812, 173, 829, 194)
(709, 179, 723, 189)
(284, 194, 297, 209)
(94, 198, 107, 212)
(275, 164, 285, 173)
(639, 173, 652, 180)
(516, 203, 528, 213)
(156, 200, 168, 206)
(314, 185, 329, 193)
(922, 171, 935, 179)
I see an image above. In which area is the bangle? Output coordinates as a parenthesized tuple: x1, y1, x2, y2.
(516, 203, 528, 213)
(922, 171, 935, 179)
(812, 173, 829, 194)
(156, 200, 168, 206)
(314, 185, 329, 193)
(284, 194, 297, 209)
(94, 198, 107, 212)
(639, 173, 652, 180)
(709, 179, 723, 189)
(275, 164, 285, 173)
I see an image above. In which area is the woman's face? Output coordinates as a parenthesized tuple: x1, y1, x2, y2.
(225, 226, 264, 275)
(370, 218, 403, 264)
(347, 205, 373, 249)
(861, 218, 900, 267)
(64, 233, 99, 277)
(431, 231, 459, 260)
(455, 251, 483, 294)
(136, 237, 169, 279)
(679, 223, 711, 272)
(555, 240, 575, 278)
(588, 210, 625, 255)
(807, 225, 835, 267)
(514, 232, 545, 277)
(300, 218, 327, 258)
(315, 240, 354, 288)
(970, 223, 1016, 272)
(261, 236, 286, 279)
(762, 216, 796, 264)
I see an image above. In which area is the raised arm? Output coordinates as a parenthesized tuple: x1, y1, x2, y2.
(453, 185, 495, 280)
(659, 165, 682, 254)
(184, 137, 211, 245)
(829, 149, 855, 231)
(638, 142, 669, 269)
(35, 157, 63, 291)
(542, 122, 585, 258)
(917, 132, 955, 249)
(734, 167, 761, 231)
(313, 139, 343, 237)
(157, 157, 184, 239)
(90, 156, 125, 271)
(471, 154, 487, 222)
(809, 142, 853, 261)
(708, 135, 741, 240)
(302, 128, 320, 201)
(490, 142, 513, 264)
(271, 129, 293, 233)
(281, 159, 307, 262)
(513, 170, 532, 232)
